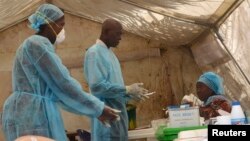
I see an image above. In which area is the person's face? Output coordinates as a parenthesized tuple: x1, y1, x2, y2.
(45, 16, 65, 44)
(196, 82, 214, 101)
(107, 25, 122, 47)
(50, 16, 65, 35)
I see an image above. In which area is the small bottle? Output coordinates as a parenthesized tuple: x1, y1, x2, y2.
(231, 101, 246, 125)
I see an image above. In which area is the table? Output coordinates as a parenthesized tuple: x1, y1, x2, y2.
(128, 128, 157, 141)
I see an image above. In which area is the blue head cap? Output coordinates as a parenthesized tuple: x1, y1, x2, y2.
(197, 72, 224, 95)
(28, 4, 64, 32)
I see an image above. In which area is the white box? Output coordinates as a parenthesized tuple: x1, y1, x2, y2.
(169, 107, 200, 128)
(128, 128, 155, 140)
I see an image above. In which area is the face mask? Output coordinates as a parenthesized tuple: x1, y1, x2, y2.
(55, 28, 65, 44)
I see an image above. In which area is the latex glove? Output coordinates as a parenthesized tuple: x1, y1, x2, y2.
(126, 83, 148, 95)
(126, 83, 150, 101)
(129, 91, 156, 102)
(98, 106, 121, 127)
(102, 113, 121, 128)
(181, 93, 203, 106)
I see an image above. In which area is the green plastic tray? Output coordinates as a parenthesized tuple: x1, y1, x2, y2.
(155, 125, 207, 141)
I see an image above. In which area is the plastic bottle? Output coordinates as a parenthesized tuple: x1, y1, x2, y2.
(230, 101, 246, 125)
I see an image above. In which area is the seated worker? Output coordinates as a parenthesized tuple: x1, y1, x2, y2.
(196, 72, 231, 120)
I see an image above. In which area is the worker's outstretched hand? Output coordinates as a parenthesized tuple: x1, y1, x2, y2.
(126, 83, 148, 95)
(98, 106, 121, 127)
(126, 83, 155, 101)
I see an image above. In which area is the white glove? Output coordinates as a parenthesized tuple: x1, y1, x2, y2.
(126, 83, 152, 101)
(98, 106, 121, 128)
(181, 93, 203, 106)
(126, 83, 148, 94)
(102, 109, 121, 128)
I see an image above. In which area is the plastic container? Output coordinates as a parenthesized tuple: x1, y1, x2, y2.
(230, 101, 246, 125)
(155, 125, 207, 141)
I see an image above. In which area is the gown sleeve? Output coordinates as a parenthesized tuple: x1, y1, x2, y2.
(25, 38, 104, 117)
(84, 49, 126, 99)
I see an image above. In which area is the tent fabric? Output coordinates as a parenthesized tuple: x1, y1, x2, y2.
(121, 0, 226, 24)
(219, 0, 250, 82)
(191, 31, 230, 69)
(217, 0, 250, 110)
(0, 0, 44, 31)
(0, 0, 237, 46)
(52, 0, 207, 46)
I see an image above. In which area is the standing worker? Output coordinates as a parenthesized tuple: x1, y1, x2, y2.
(84, 19, 150, 141)
(2, 4, 119, 141)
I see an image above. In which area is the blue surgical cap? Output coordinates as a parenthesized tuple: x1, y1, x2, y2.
(197, 72, 224, 95)
(28, 4, 64, 32)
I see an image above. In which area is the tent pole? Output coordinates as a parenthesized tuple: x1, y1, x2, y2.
(212, 29, 250, 85)
(215, 0, 244, 27)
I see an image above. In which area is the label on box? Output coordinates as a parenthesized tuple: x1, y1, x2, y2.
(169, 107, 200, 128)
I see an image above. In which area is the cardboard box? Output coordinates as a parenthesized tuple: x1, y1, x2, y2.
(169, 107, 200, 128)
